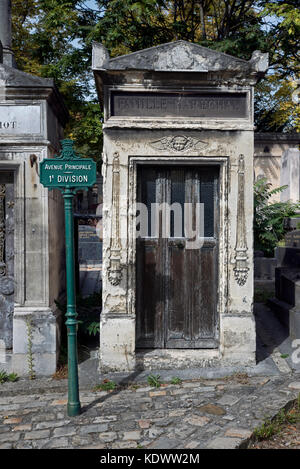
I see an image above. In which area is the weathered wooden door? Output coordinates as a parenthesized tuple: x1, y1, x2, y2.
(0, 171, 14, 350)
(136, 165, 219, 349)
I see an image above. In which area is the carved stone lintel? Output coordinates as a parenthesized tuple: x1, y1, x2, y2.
(234, 155, 249, 286)
(108, 152, 122, 286)
(150, 135, 207, 153)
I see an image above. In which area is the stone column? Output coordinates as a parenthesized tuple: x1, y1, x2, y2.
(0, 0, 15, 67)
(280, 148, 300, 202)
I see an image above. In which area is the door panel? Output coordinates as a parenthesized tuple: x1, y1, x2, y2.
(167, 240, 186, 340)
(136, 165, 219, 349)
(136, 239, 162, 348)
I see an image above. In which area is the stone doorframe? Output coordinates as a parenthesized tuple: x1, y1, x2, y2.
(127, 155, 229, 368)
(0, 153, 61, 375)
(0, 160, 24, 307)
(0, 159, 23, 368)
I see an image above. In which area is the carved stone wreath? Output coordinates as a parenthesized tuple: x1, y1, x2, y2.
(150, 135, 207, 153)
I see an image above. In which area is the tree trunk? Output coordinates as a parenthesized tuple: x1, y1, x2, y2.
(199, 1, 206, 40)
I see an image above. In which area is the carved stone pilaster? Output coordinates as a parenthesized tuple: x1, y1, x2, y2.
(234, 155, 249, 286)
(0, 184, 6, 277)
(108, 152, 122, 286)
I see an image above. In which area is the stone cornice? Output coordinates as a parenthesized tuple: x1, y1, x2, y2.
(254, 132, 300, 143)
(103, 118, 254, 132)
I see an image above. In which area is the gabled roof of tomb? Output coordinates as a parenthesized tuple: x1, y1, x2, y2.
(92, 40, 268, 74)
(0, 63, 54, 87)
(0, 64, 69, 126)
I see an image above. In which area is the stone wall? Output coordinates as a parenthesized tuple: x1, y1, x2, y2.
(254, 133, 300, 201)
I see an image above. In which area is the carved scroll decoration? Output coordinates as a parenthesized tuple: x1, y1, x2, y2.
(234, 155, 249, 286)
(150, 135, 207, 153)
(108, 152, 122, 286)
(0, 185, 6, 277)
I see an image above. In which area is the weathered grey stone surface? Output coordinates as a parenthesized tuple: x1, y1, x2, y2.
(280, 148, 300, 203)
(254, 133, 300, 203)
(0, 2, 68, 376)
(0, 372, 299, 449)
(254, 257, 277, 280)
(92, 40, 268, 75)
(268, 233, 300, 357)
(0, 64, 54, 89)
(2, 300, 299, 453)
(93, 40, 268, 374)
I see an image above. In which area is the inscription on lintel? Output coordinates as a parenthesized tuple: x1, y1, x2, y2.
(0, 105, 41, 134)
(111, 92, 248, 118)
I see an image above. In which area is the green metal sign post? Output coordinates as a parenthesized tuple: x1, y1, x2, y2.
(40, 139, 97, 417)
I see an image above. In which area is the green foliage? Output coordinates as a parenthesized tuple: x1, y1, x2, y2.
(55, 291, 101, 337)
(94, 380, 117, 391)
(86, 322, 100, 336)
(259, 0, 300, 76)
(11, 0, 299, 153)
(67, 102, 103, 170)
(8, 373, 19, 382)
(253, 402, 300, 442)
(255, 74, 299, 132)
(89, 0, 171, 56)
(12, 0, 102, 161)
(0, 370, 19, 384)
(253, 418, 278, 440)
(254, 287, 275, 303)
(76, 292, 101, 337)
(255, 0, 300, 132)
(170, 376, 182, 385)
(147, 373, 162, 388)
(0, 370, 8, 384)
(254, 177, 300, 257)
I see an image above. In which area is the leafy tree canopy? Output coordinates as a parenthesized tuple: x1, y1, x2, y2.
(11, 0, 300, 160)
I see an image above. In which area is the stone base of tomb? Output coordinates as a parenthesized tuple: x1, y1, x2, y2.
(98, 314, 256, 373)
(8, 306, 62, 377)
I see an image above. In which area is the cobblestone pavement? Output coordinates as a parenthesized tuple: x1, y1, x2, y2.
(1, 373, 300, 449)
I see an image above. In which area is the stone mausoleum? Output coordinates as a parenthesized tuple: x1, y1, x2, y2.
(0, 0, 68, 375)
(93, 40, 268, 372)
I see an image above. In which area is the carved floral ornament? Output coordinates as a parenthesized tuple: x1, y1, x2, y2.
(0, 184, 6, 277)
(150, 135, 208, 153)
(234, 154, 249, 286)
(108, 152, 123, 286)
